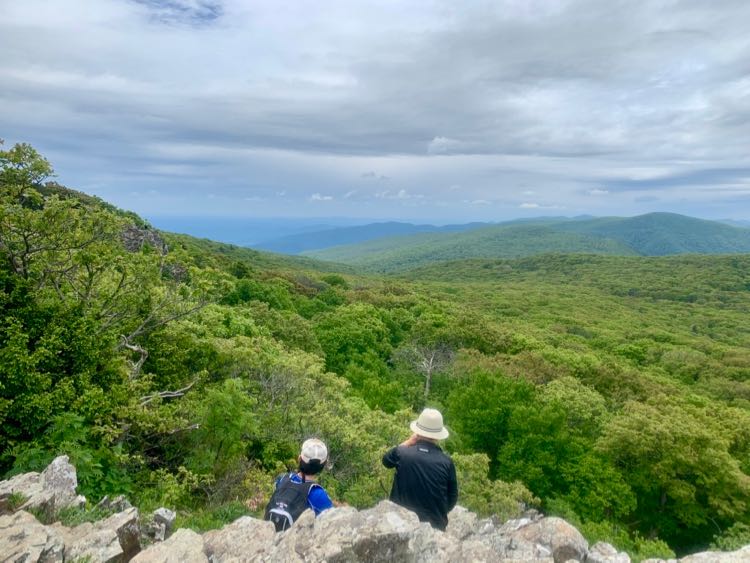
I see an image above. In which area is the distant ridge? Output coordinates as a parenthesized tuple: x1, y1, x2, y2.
(305, 213, 750, 272)
(253, 221, 486, 254)
(554, 212, 750, 255)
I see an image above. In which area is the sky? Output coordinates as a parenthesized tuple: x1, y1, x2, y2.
(1, 0, 750, 223)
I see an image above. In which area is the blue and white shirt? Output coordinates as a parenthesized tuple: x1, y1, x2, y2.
(274, 472, 333, 516)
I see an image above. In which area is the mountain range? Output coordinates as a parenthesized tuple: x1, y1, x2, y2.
(299, 213, 750, 272)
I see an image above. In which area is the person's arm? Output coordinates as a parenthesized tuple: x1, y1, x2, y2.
(382, 445, 401, 468)
(307, 486, 334, 516)
(383, 434, 418, 468)
(447, 460, 458, 511)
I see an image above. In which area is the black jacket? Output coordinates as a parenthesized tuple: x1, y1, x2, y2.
(382, 439, 458, 530)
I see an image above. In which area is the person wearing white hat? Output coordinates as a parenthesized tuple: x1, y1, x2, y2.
(264, 438, 333, 531)
(382, 408, 458, 530)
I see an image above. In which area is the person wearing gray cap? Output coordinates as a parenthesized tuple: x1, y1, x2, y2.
(264, 438, 333, 531)
(382, 408, 458, 530)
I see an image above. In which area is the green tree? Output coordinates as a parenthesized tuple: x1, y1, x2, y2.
(597, 398, 750, 546)
(0, 141, 53, 204)
(313, 303, 392, 375)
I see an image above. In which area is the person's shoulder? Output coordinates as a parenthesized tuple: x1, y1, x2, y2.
(307, 483, 334, 511)
(435, 447, 454, 463)
(309, 483, 330, 498)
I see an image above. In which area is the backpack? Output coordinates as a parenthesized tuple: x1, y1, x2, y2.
(264, 473, 318, 532)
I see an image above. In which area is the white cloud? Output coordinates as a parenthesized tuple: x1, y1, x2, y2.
(310, 193, 334, 201)
(427, 137, 467, 155)
(375, 189, 424, 200)
(520, 202, 540, 209)
(2, 0, 749, 219)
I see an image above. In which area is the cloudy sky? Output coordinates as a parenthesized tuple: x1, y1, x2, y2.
(2, 0, 749, 223)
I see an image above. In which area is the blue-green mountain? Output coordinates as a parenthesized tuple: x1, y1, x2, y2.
(305, 213, 750, 272)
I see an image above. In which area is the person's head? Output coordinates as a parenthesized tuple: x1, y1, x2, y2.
(298, 438, 328, 475)
(410, 408, 449, 441)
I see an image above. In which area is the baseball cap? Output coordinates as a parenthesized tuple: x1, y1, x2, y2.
(300, 438, 328, 463)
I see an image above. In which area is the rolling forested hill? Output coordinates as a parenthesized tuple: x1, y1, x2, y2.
(253, 221, 484, 254)
(2, 143, 750, 559)
(555, 212, 750, 255)
(306, 214, 750, 272)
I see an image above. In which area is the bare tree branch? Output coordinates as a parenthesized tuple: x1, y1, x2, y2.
(121, 336, 148, 380)
(140, 380, 198, 406)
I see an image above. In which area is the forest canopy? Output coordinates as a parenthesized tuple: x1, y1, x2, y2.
(2, 142, 750, 558)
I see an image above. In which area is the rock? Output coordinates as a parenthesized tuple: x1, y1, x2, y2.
(203, 515, 276, 561)
(0, 455, 80, 518)
(154, 507, 177, 535)
(271, 501, 425, 562)
(142, 507, 175, 543)
(147, 520, 167, 542)
(0, 510, 65, 562)
(121, 224, 167, 254)
(96, 494, 133, 513)
(50, 506, 140, 563)
(446, 505, 478, 540)
(0, 471, 44, 514)
(131, 528, 207, 563)
(265, 508, 316, 562)
(447, 538, 500, 562)
(55, 522, 122, 563)
(40, 455, 78, 508)
(410, 521, 497, 562)
(482, 529, 555, 562)
(679, 545, 750, 562)
(512, 516, 589, 563)
(102, 506, 141, 558)
(587, 541, 631, 563)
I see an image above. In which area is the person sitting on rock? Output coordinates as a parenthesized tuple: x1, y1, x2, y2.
(382, 408, 458, 531)
(264, 438, 333, 531)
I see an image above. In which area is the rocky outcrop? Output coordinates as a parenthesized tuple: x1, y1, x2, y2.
(588, 541, 631, 563)
(131, 528, 207, 563)
(2, 457, 749, 562)
(0, 457, 140, 562)
(0, 510, 65, 562)
(144, 506, 177, 542)
(121, 225, 166, 254)
(643, 546, 750, 563)
(0, 455, 84, 518)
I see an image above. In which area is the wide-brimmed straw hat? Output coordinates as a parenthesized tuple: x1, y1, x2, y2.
(410, 408, 449, 440)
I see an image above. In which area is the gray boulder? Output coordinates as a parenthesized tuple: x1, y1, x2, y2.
(0, 510, 65, 562)
(643, 544, 750, 562)
(587, 541, 631, 563)
(131, 528, 207, 563)
(0, 455, 82, 518)
(681, 545, 750, 562)
(51, 506, 140, 562)
(146, 506, 178, 542)
(446, 505, 478, 540)
(96, 494, 133, 513)
(512, 516, 589, 563)
(271, 501, 425, 562)
(203, 515, 276, 561)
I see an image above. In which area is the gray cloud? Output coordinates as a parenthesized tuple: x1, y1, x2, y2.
(1, 0, 749, 220)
